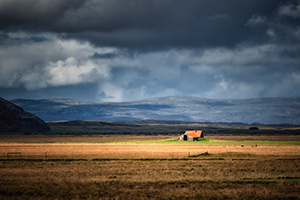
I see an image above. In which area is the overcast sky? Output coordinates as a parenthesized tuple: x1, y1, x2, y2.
(1, 0, 300, 102)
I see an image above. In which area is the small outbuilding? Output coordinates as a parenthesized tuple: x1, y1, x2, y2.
(178, 130, 204, 141)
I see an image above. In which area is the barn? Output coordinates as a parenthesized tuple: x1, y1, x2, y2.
(178, 130, 204, 141)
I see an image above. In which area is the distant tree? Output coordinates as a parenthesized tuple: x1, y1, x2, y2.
(249, 127, 259, 130)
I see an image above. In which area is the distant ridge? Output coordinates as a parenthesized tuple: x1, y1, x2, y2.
(12, 96, 300, 124)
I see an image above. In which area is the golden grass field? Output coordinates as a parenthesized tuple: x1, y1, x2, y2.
(0, 134, 300, 199)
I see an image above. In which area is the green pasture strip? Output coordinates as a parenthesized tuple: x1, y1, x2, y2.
(203, 139, 300, 145)
(207, 139, 299, 145)
(0, 138, 300, 145)
(115, 138, 300, 145)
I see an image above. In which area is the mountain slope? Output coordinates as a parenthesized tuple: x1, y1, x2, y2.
(0, 97, 50, 133)
(12, 96, 300, 124)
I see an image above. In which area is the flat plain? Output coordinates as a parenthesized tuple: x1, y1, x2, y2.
(0, 134, 300, 199)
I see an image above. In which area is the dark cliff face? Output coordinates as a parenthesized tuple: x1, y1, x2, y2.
(0, 97, 50, 133)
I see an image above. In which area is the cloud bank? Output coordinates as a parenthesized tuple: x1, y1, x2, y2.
(0, 0, 300, 101)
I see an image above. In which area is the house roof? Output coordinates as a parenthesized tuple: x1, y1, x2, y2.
(185, 130, 202, 138)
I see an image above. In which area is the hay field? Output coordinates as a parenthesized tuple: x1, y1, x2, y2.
(0, 134, 300, 199)
(1, 142, 300, 159)
(0, 135, 299, 159)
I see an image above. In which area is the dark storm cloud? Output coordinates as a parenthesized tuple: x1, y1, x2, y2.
(0, 0, 300, 102)
(0, 0, 288, 50)
(0, 83, 99, 101)
(0, 0, 84, 29)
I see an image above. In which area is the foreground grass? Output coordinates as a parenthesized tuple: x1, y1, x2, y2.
(0, 156, 299, 199)
(0, 135, 300, 199)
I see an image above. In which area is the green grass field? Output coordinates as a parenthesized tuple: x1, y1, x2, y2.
(2, 137, 300, 145)
(106, 138, 300, 145)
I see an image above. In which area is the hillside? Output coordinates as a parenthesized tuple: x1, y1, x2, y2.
(0, 97, 50, 133)
(12, 96, 300, 124)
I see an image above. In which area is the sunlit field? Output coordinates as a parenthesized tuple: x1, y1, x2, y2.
(0, 135, 300, 199)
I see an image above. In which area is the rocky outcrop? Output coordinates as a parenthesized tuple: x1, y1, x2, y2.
(0, 97, 50, 134)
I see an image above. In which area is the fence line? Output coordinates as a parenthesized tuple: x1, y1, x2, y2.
(7, 152, 21, 159)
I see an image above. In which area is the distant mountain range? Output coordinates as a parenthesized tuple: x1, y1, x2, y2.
(12, 96, 300, 124)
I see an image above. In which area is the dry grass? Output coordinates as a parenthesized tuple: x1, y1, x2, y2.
(0, 134, 299, 199)
(0, 142, 300, 160)
(0, 157, 299, 199)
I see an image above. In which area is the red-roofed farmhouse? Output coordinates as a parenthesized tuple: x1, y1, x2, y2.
(178, 130, 204, 141)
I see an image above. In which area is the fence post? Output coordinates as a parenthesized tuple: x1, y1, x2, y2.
(45, 152, 48, 160)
